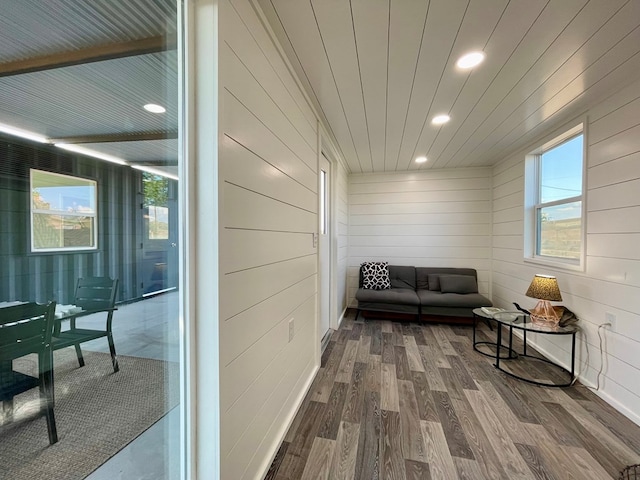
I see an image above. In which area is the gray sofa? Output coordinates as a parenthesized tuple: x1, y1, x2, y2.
(355, 265, 492, 321)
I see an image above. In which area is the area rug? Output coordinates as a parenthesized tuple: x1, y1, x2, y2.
(0, 349, 179, 480)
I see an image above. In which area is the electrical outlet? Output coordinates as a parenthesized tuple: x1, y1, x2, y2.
(288, 318, 295, 342)
(605, 312, 616, 331)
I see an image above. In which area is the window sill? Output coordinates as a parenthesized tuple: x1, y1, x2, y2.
(524, 256, 584, 273)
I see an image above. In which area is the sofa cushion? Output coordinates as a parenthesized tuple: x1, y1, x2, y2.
(439, 274, 478, 294)
(417, 290, 492, 308)
(356, 287, 420, 306)
(428, 274, 441, 291)
(388, 265, 416, 290)
(361, 262, 391, 290)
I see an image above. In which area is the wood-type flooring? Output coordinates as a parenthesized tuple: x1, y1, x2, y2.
(266, 311, 640, 480)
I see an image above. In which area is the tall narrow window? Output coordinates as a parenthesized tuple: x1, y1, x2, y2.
(30, 169, 97, 252)
(320, 169, 327, 235)
(525, 124, 584, 268)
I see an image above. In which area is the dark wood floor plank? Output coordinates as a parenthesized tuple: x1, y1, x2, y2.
(404, 335, 426, 372)
(335, 339, 359, 383)
(342, 362, 367, 424)
(317, 381, 349, 440)
(278, 401, 326, 479)
(411, 370, 439, 422)
(354, 391, 381, 480)
(411, 325, 427, 345)
(446, 354, 478, 391)
(515, 443, 558, 480)
(369, 321, 382, 355)
(380, 409, 407, 480)
(365, 354, 382, 393)
(449, 340, 490, 382)
(432, 390, 474, 460)
(404, 459, 431, 480)
(321, 341, 335, 367)
(381, 332, 395, 364)
(392, 322, 405, 346)
(398, 379, 426, 462)
(394, 345, 412, 381)
(350, 322, 363, 340)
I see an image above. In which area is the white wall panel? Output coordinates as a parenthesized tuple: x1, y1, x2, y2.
(490, 77, 640, 426)
(336, 159, 349, 322)
(347, 168, 492, 306)
(219, 1, 320, 478)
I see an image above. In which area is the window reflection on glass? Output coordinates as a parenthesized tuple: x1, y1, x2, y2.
(143, 173, 170, 240)
(31, 169, 97, 251)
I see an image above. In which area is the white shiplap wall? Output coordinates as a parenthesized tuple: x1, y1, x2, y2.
(218, 0, 319, 478)
(336, 159, 349, 323)
(347, 168, 492, 307)
(491, 78, 640, 425)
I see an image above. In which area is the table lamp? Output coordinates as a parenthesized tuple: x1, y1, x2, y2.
(525, 274, 562, 324)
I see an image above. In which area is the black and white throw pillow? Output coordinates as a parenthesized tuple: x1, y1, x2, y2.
(361, 262, 391, 290)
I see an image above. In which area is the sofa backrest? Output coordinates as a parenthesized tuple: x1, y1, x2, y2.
(416, 267, 477, 291)
(359, 264, 416, 290)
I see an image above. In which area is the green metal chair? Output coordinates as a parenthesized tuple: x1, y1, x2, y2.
(52, 277, 119, 373)
(0, 301, 58, 444)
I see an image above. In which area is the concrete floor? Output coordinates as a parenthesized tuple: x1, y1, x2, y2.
(73, 290, 182, 480)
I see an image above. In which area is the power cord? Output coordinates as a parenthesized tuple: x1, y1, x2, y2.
(595, 323, 611, 391)
(571, 322, 610, 389)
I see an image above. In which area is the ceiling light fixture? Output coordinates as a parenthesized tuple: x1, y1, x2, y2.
(456, 51, 485, 69)
(0, 123, 48, 143)
(415, 156, 427, 164)
(144, 104, 166, 114)
(432, 114, 451, 125)
(131, 164, 179, 181)
(54, 143, 128, 166)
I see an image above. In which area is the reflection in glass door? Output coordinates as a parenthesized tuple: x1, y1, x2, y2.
(0, 1, 185, 478)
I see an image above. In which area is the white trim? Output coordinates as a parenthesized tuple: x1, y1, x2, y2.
(186, 0, 221, 479)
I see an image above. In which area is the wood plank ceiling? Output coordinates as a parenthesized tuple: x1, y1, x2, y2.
(257, 0, 640, 173)
(0, 0, 177, 176)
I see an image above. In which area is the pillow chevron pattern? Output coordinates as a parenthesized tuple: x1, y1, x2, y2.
(361, 262, 391, 290)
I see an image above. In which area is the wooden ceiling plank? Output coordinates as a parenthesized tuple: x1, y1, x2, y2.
(0, 34, 177, 77)
(454, 0, 629, 168)
(384, 0, 429, 172)
(271, 0, 363, 173)
(313, 0, 373, 172)
(49, 130, 178, 144)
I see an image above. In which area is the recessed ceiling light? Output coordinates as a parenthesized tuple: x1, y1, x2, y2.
(415, 156, 428, 164)
(144, 103, 166, 114)
(431, 114, 451, 125)
(456, 51, 485, 69)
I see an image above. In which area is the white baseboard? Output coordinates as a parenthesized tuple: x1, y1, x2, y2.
(259, 362, 320, 480)
(337, 307, 348, 328)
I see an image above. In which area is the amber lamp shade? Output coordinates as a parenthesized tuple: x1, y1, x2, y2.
(525, 274, 563, 324)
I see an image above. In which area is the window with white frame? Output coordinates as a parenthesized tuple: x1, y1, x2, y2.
(30, 169, 97, 252)
(525, 124, 585, 268)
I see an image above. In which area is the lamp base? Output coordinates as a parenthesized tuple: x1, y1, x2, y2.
(530, 300, 561, 326)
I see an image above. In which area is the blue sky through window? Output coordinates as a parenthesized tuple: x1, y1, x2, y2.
(539, 134, 582, 220)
